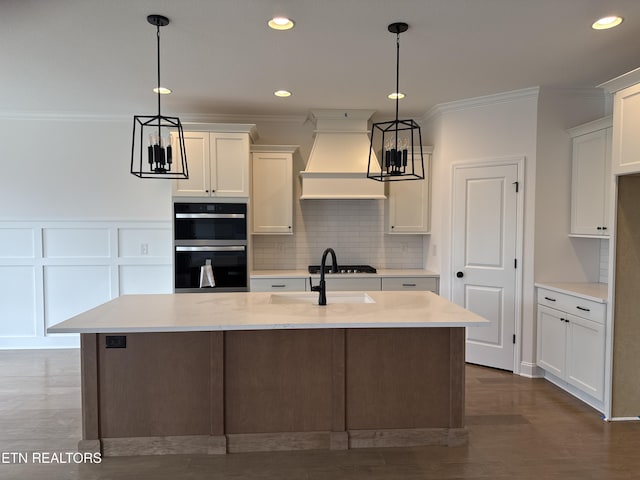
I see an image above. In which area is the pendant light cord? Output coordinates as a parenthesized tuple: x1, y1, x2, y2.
(394, 30, 400, 150)
(395, 31, 400, 123)
(156, 23, 162, 130)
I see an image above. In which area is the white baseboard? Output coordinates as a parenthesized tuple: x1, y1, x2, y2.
(518, 361, 543, 378)
(0, 335, 79, 350)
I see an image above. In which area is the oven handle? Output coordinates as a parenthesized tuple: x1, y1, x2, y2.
(175, 213, 245, 219)
(175, 246, 246, 252)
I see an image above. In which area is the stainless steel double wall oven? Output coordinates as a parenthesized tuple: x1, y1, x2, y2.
(173, 202, 248, 293)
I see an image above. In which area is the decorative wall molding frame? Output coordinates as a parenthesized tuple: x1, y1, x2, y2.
(0, 220, 171, 349)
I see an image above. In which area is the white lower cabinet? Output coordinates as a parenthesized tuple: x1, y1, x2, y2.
(317, 277, 382, 292)
(536, 289, 605, 402)
(381, 276, 438, 293)
(251, 274, 440, 294)
(565, 312, 605, 399)
(250, 278, 306, 292)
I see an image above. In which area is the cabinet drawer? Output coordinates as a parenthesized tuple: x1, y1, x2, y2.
(320, 277, 382, 292)
(381, 277, 438, 293)
(537, 288, 606, 324)
(250, 278, 306, 292)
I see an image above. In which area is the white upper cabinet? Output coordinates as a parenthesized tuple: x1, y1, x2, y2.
(612, 82, 640, 176)
(385, 147, 432, 234)
(173, 125, 256, 198)
(601, 70, 640, 176)
(250, 146, 297, 235)
(568, 118, 612, 236)
(172, 131, 210, 197)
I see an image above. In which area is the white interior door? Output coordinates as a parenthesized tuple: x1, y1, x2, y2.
(452, 163, 519, 371)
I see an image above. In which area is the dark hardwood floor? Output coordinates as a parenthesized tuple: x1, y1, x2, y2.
(1, 349, 639, 479)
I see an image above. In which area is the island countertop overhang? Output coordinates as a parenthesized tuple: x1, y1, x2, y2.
(47, 291, 489, 334)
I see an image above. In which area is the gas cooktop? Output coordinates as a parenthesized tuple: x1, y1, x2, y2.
(308, 265, 377, 274)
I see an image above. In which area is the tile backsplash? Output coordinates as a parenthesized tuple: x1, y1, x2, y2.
(599, 239, 609, 284)
(252, 200, 424, 270)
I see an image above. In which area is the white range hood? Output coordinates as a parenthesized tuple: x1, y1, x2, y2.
(300, 109, 385, 199)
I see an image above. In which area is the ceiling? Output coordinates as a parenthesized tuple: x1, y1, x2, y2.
(3, 0, 640, 120)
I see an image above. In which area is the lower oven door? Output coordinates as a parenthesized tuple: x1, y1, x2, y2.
(174, 245, 248, 293)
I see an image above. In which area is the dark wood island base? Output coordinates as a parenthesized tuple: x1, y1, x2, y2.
(79, 327, 466, 456)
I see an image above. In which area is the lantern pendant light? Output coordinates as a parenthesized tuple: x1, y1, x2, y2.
(131, 14, 188, 179)
(367, 22, 424, 182)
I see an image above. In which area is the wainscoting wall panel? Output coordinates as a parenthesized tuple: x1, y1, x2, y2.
(0, 228, 35, 258)
(118, 265, 172, 295)
(43, 227, 111, 258)
(0, 221, 171, 349)
(0, 266, 37, 336)
(44, 265, 112, 330)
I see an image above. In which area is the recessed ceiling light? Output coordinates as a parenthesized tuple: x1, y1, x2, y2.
(153, 87, 172, 94)
(388, 92, 405, 100)
(268, 16, 295, 30)
(274, 90, 292, 97)
(592, 16, 623, 30)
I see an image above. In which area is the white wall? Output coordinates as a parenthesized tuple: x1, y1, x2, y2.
(0, 92, 609, 350)
(422, 89, 539, 374)
(0, 117, 173, 220)
(0, 113, 424, 348)
(534, 88, 607, 283)
(251, 117, 425, 270)
(0, 115, 175, 348)
(422, 87, 608, 375)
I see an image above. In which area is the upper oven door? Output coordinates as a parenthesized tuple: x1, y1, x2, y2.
(174, 203, 247, 241)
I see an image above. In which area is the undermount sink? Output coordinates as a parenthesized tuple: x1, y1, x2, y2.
(269, 292, 376, 305)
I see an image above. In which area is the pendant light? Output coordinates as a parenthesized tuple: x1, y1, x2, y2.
(131, 14, 188, 179)
(367, 22, 424, 182)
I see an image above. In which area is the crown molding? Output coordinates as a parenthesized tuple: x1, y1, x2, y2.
(598, 66, 640, 93)
(182, 113, 308, 125)
(0, 110, 309, 125)
(423, 87, 541, 121)
(0, 111, 130, 122)
(566, 115, 612, 137)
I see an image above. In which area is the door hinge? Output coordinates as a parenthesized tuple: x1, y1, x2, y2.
(513, 181, 519, 192)
(514, 258, 517, 268)
(513, 334, 516, 344)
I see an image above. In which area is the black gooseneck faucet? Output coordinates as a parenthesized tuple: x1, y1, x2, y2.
(310, 248, 338, 306)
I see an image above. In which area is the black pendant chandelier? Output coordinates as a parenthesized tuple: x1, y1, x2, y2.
(131, 14, 188, 179)
(367, 22, 424, 182)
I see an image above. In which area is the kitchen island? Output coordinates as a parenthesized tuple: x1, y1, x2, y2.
(48, 291, 488, 456)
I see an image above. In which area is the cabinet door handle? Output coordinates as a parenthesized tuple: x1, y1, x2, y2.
(271, 284, 286, 288)
(544, 296, 556, 302)
(602, 227, 607, 231)
(402, 283, 417, 287)
(576, 306, 590, 312)
(597, 227, 602, 230)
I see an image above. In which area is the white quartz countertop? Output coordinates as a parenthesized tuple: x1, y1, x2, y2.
(535, 282, 608, 303)
(47, 290, 486, 334)
(250, 269, 440, 279)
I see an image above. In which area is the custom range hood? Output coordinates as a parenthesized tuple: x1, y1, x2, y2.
(300, 109, 385, 199)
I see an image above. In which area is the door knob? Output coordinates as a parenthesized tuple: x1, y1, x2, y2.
(456, 271, 464, 278)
